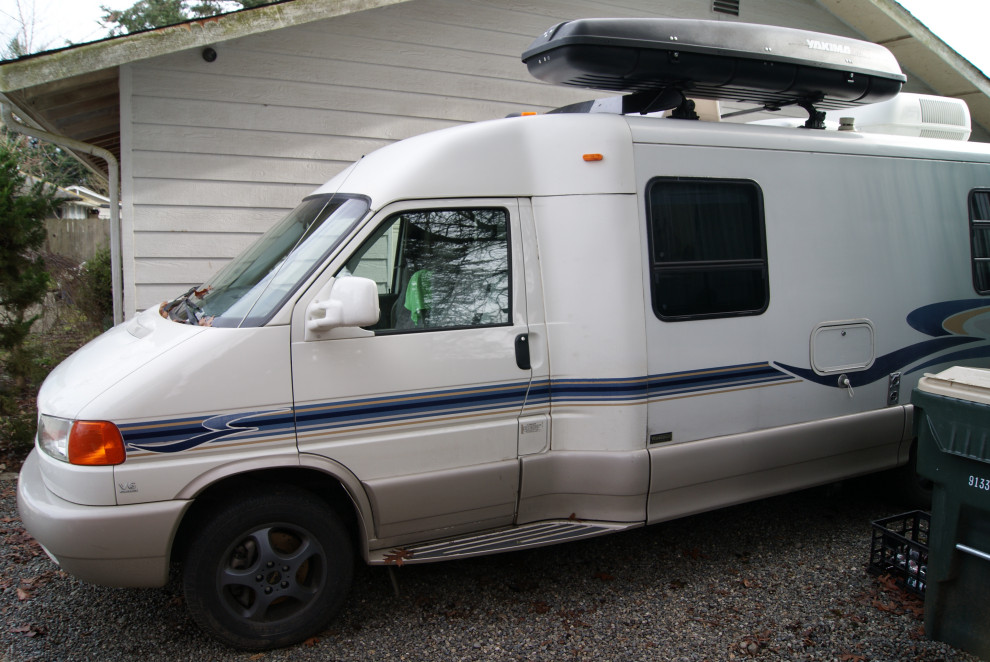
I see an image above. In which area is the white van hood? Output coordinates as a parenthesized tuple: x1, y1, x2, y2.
(38, 308, 205, 420)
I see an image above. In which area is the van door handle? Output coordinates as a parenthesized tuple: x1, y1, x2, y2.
(515, 334, 531, 370)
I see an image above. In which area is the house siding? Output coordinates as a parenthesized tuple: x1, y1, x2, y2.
(121, 0, 910, 314)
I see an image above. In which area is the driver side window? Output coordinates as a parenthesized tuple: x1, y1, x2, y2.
(341, 208, 510, 332)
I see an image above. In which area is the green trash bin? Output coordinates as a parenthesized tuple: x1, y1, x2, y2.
(913, 366, 990, 660)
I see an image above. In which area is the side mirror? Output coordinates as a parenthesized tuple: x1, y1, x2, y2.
(305, 276, 380, 338)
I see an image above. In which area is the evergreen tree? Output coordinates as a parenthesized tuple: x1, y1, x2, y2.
(5, 36, 28, 59)
(0, 141, 58, 445)
(101, 0, 274, 36)
(1, 127, 97, 191)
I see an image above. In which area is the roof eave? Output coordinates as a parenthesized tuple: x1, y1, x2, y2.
(818, 0, 990, 138)
(871, 0, 990, 98)
(0, 0, 411, 93)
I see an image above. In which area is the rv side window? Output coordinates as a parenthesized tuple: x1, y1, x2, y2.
(646, 178, 768, 320)
(970, 190, 990, 294)
(341, 208, 510, 332)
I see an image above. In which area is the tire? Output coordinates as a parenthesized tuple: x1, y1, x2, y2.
(183, 487, 354, 650)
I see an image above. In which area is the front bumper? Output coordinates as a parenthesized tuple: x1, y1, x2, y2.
(16, 449, 190, 587)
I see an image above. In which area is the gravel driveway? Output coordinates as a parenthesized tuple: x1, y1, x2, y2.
(0, 472, 978, 661)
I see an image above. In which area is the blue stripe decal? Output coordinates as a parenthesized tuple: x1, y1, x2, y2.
(550, 363, 794, 405)
(775, 336, 980, 388)
(120, 365, 795, 454)
(547, 363, 793, 403)
(119, 298, 990, 455)
(295, 381, 535, 432)
(777, 298, 990, 389)
(549, 376, 649, 403)
(121, 409, 293, 453)
(907, 344, 990, 376)
(907, 299, 990, 337)
(648, 362, 793, 398)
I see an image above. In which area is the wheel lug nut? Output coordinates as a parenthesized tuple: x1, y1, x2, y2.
(282, 565, 289, 572)
(281, 581, 288, 588)
(267, 561, 274, 568)
(255, 574, 263, 582)
(265, 587, 272, 594)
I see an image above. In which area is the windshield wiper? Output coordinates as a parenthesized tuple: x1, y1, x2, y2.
(182, 293, 205, 325)
(162, 286, 208, 325)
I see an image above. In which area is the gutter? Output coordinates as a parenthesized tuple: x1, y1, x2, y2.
(1, 103, 123, 326)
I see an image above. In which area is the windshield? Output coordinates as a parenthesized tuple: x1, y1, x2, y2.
(163, 194, 369, 327)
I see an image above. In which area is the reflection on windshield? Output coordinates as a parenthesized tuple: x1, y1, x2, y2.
(162, 194, 369, 328)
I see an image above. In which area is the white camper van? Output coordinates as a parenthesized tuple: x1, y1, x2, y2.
(17, 18, 990, 649)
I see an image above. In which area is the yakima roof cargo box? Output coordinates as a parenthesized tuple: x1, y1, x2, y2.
(522, 18, 905, 111)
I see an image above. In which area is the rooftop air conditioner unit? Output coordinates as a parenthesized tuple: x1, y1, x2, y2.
(748, 94, 972, 141)
(834, 93, 971, 140)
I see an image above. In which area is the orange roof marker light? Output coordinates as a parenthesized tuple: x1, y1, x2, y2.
(583, 153, 604, 162)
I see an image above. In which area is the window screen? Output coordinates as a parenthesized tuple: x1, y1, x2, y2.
(647, 178, 768, 320)
(971, 190, 990, 294)
(342, 208, 510, 332)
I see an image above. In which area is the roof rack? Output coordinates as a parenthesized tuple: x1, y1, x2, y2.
(522, 18, 906, 129)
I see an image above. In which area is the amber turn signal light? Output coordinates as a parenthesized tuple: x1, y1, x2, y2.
(69, 421, 126, 466)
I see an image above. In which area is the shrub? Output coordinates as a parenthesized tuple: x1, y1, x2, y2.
(79, 248, 114, 330)
(0, 142, 58, 454)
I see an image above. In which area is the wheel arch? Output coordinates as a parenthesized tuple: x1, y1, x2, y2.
(171, 456, 375, 566)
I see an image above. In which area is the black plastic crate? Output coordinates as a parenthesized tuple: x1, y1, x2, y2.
(868, 510, 929, 595)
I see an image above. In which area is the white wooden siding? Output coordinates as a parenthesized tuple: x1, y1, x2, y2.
(122, 0, 889, 315)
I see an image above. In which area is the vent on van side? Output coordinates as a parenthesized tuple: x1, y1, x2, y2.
(713, 0, 740, 15)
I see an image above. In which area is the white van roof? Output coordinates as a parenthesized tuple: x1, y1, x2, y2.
(312, 111, 990, 207)
(313, 113, 638, 205)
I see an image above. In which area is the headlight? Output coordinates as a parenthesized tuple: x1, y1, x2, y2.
(38, 414, 71, 462)
(37, 414, 125, 466)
